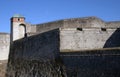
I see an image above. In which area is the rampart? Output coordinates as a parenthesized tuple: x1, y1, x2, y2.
(34, 17, 120, 34)
(31, 17, 120, 50)
(7, 29, 67, 77)
(6, 16, 120, 77)
(61, 48, 120, 77)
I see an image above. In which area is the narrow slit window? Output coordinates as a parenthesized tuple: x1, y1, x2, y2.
(77, 28, 83, 31)
(117, 28, 120, 30)
(101, 28, 106, 31)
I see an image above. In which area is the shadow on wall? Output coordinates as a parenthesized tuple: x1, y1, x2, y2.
(104, 28, 120, 48)
(60, 50, 120, 77)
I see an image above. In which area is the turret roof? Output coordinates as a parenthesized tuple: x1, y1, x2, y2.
(12, 14, 24, 18)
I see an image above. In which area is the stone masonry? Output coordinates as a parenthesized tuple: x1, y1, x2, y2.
(1, 15, 120, 60)
(1, 15, 120, 77)
(0, 33, 10, 60)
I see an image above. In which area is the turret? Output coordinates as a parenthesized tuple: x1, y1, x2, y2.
(10, 14, 26, 42)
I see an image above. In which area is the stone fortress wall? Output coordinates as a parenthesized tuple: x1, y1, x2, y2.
(34, 17, 120, 51)
(0, 33, 10, 60)
(6, 15, 120, 77)
(1, 16, 120, 61)
(0, 31, 10, 77)
(0, 15, 120, 77)
(9, 16, 120, 50)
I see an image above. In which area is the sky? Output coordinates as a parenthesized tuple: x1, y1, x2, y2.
(0, 0, 120, 33)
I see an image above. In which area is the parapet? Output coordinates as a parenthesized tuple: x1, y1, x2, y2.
(106, 21, 120, 28)
(63, 16, 105, 28)
(34, 16, 120, 34)
(0, 32, 9, 35)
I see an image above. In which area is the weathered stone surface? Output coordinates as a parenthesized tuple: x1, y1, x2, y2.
(60, 28, 120, 51)
(7, 29, 67, 77)
(7, 59, 66, 77)
(1, 16, 120, 77)
(0, 33, 10, 60)
(60, 48, 120, 77)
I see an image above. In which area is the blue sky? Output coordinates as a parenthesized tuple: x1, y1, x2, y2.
(0, 0, 120, 33)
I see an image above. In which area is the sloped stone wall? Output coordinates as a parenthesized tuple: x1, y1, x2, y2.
(60, 48, 120, 77)
(6, 29, 67, 77)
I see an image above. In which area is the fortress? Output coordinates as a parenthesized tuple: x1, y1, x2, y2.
(0, 15, 120, 77)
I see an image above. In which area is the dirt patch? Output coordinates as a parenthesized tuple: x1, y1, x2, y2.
(0, 60, 7, 77)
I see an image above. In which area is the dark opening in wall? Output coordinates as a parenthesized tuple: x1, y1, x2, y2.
(117, 28, 120, 30)
(77, 28, 83, 31)
(101, 28, 106, 31)
(18, 18, 20, 21)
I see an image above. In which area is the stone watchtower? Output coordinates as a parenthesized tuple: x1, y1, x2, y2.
(10, 14, 26, 42)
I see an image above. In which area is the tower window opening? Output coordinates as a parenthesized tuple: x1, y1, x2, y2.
(18, 18, 20, 21)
